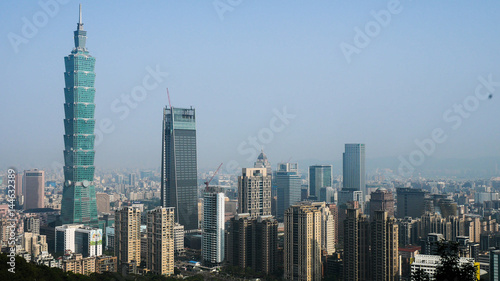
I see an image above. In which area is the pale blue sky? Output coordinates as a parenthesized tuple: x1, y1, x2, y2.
(1, 1, 500, 174)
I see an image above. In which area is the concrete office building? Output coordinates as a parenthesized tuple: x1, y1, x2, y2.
(396, 188, 427, 218)
(309, 165, 332, 200)
(24, 169, 45, 210)
(276, 163, 301, 220)
(343, 144, 366, 196)
(55, 224, 84, 253)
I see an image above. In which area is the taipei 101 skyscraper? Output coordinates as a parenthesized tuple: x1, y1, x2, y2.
(61, 5, 98, 227)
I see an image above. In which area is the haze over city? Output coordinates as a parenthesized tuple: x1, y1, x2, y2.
(2, 1, 500, 176)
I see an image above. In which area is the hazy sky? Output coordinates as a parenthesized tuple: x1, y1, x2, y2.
(2, 1, 500, 174)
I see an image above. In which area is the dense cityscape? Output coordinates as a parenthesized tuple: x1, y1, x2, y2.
(2, 2, 500, 281)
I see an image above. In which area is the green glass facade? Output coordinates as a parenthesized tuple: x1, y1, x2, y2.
(161, 107, 198, 230)
(61, 12, 98, 227)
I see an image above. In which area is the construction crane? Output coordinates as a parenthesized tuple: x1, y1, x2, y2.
(167, 88, 172, 108)
(204, 163, 223, 191)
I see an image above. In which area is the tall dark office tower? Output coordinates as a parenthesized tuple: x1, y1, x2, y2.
(161, 106, 198, 230)
(396, 188, 427, 218)
(343, 143, 366, 196)
(308, 165, 332, 200)
(276, 163, 301, 220)
(61, 6, 98, 227)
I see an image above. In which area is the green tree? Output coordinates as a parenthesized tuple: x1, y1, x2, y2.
(434, 241, 476, 281)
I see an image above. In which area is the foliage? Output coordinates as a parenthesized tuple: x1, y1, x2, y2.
(0, 253, 90, 281)
(434, 241, 476, 281)
(0, 253, 177, 281)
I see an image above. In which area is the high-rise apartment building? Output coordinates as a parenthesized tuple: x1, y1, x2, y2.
(343, 208, 370, 281)
(173, 223, 185, 254)
(370, 188, 395, 219)
(343, 144, 366, 196)
(284, 203, 322, 281)
(320, 203, 336, 255)
(22, 232, 48, 258)
(24, 217, 40, 235)
(147, 207, 175, 276)
(371, 211, 399, 281)
(276, 163, 301, 220)
(238, 168, 272, 217)
(129, 173, 136, 187)
(254, 215, 278, 274)
(161, 106, 198, 230)
(309, 165, 332, 200)
(24, 169, 44, 210)
(226, 214, 278, 275)
(61, 6, 98, 227)
(226, 213, 253, 270)
(202, 190, 225, 266)
(115, 207, 141, 270)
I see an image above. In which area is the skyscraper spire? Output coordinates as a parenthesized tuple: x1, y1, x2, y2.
(77, 4, 84, 31)
(74, 4, 87, 49)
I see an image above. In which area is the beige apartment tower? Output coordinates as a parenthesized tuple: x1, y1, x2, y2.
(115, 207, 141, 270)
(147, 207, 175, 276)
(238, 168, 272, 217)
(284, 203, 322, 281)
